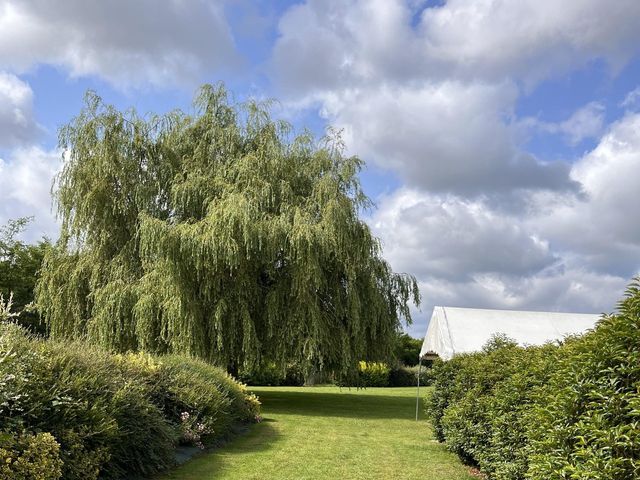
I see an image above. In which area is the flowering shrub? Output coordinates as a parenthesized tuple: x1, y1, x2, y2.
(179, 412, 210, 449)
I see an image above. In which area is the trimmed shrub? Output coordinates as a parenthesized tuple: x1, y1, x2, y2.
(436, 341, 562, 478)
(161, 354, 261, 434)
(528, 281, 640, 480)
(0, 323, 260, 479)
(426, 279, 640, 480)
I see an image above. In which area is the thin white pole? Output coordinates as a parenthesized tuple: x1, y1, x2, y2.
(415, 356, 422, 421)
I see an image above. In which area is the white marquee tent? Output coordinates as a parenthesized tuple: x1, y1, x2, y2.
(420, 306, 600, 361)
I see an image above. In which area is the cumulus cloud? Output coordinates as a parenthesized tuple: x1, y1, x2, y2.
(403, 270, 627, 337)
(272, 0, 640, 95)
(527, 102, 606, 146)
(420, 0, 640, 84)
(557, 102, 606, 145)
(271, 0, 640, 196)
(373, 114, 640, 335)
(371, 189, 557, 281)
(0, 0, 239, 88)
(0, 147, 60, 241)
(530, 113, 640, 277)
(271, 0, 421, 95)
(0, 72, 40, 147)
(322, 81, 577, 195)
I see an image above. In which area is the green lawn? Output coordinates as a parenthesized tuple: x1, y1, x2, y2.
(158, 386, 474, 480)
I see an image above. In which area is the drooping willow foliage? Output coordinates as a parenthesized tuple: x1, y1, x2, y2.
(37, 84, 420, 373)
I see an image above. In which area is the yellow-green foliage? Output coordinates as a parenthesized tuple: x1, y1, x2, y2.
(36, 84, 419, 374)
(0, 432, 63, 480)
(357, 361, 391, 387)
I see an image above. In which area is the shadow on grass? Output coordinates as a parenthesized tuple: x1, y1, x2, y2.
(157, 421, 280, 479)
(257, 389, 421, 420)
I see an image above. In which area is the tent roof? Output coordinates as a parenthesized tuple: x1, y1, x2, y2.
(420, 306, 600, 360)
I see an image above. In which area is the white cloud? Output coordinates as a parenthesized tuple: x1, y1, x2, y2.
(420, 0, 640, 84)
(0, 147, 60, 241)
(372, 114, 640, 336)
(558, 102, 606, 145)
(271, 0, 421, 95)
(404, 270, 627, 337)
(368, 187, 614, 324)
(371, 188, 557, 280)
(0, 72, 39, 147)
(320, 81, 577, 195)
(272, 0, 640, 95)
(0, 0, 239, 88)
(621, 86, 640, 109)
(531, 102, 606, 146)
(271, 0, 640, 197)
(530, 113, 640, 277)
(373, 184, 633, 337)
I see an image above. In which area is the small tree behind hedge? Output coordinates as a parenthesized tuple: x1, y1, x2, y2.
(0, 218, 49, 334)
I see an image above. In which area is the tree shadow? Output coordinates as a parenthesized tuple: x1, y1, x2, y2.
(157, 421, 281, 479)
(256, 389, 422, 420)
(156, 389, 424, 478)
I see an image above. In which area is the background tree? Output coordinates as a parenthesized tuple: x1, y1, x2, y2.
(0, 218, 49, 333)
(393, 332, 423, 366)
(37, 84, 420, 375)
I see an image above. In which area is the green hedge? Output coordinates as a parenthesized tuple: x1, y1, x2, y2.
(336, 362, 433, 388)
(426, 279, 640, 480)
(528, 281, 640, 480)
(0, 323, 260, 480)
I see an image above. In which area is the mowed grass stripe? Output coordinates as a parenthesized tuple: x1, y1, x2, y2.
(158, 386, 474, 480)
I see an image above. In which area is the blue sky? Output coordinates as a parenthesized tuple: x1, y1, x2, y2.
(1, 0, 640, 337)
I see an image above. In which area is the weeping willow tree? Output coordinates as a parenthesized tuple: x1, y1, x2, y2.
(37, 84, 420, 374)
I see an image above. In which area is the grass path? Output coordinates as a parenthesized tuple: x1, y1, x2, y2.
(159, 386, 474, 480)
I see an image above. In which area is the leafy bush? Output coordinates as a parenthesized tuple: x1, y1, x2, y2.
(426, 280, 640, 480)
(528, 280, 640, 480)
(239, 362, 286, 386)
(0, 323, 260, 479)
(161, 354, 261, 431)
(388, 364, 433, 387)
(0, 431, 63, 480)
(435, 340, 561, 478)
